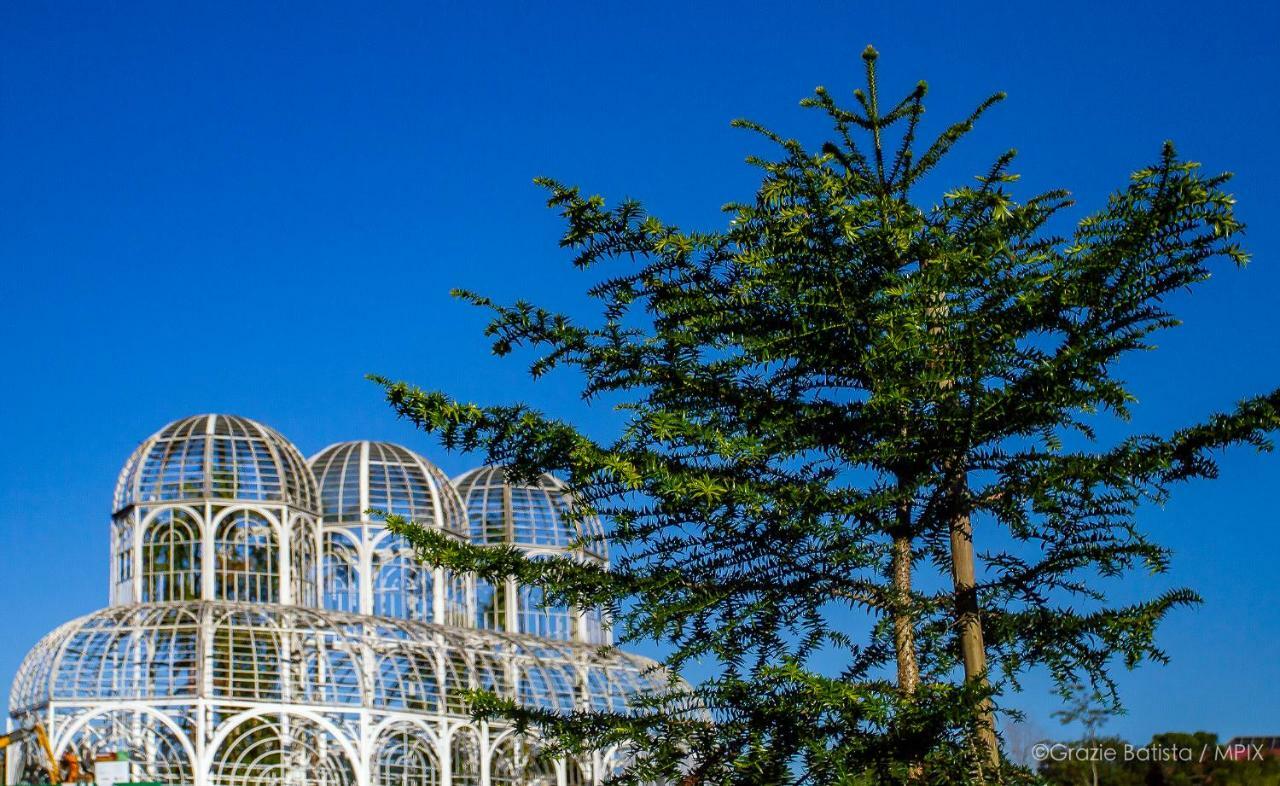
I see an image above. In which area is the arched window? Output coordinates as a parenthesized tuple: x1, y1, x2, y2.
(290, 516, 317, 606)
(141, 509, 201, 602)
(450, 727, 481, 786)
(372, 536, 433, 621)
(215, 510, 278, 603)
(602, 748, 661, 786)
(322, 531, 360, 613)
(442, 570, 470, 627)
(209, 713, 355, 786)
(58, 709, 193, 786)
(491, 737, 556, 786)
(374, 723, 440, 786)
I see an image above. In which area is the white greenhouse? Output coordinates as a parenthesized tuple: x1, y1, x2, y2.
(6, 415, 662, 786)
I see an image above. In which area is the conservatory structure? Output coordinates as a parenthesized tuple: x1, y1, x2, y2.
(7, 415, 662, 786)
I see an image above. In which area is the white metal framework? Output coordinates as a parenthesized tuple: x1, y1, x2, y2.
(453, 469, 609, 645)
(310, 442, 470, 626)
(110, 415, 321, 607)
(453, 469, 607, 561)
(8, 416, 661, 786)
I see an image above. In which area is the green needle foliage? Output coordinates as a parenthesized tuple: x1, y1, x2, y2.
(373, 47, 1280, 785)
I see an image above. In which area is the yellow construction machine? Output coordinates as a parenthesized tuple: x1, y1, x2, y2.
(0, 722, 64, 784)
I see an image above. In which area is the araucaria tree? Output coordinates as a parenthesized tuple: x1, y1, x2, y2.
(374, 47, 1280, 785)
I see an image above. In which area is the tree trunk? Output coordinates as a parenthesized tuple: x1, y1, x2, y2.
(891, 508, 920, 695)
(893, 519, 924, 782)
(925, 260, 1000, 774)
(948, 500, 1000, 774)
(890, 468, 920, 694)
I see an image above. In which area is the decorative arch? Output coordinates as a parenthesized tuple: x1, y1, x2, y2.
(600, 745, 661, 786)
(449, 725, 482, 786)
(140, 507, 203, 601)
(489, 733, 557, 786)
(371, 720, 440, 786)
(206, 709, 358, 786)
(371, 534, 434, 621)
(53, 705, 196, 786)
(322, 529, 362, 613)
(213, 508, 280, 603)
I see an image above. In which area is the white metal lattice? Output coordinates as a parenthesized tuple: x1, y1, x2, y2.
(8, 418, 660, 786)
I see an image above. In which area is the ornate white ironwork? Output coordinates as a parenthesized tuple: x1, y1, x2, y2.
(310, 442, 471, 626)
(454, 468, 610, 645)
(110, 415, 322, 607)
(8, 417, 660, 786)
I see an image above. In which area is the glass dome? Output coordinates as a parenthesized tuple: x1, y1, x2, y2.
(109, 415, 322, 607)
(9, 417, 659, 786)
(454, 467, 608, 562)
(309, 441, 470, 624)
(310, 441, 466, 536)
(9, 601, 663, 786)
(454, 468, 611, 645)
(114, 414, 319, 513)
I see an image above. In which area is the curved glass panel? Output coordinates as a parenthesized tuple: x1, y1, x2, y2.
(115, 415, 318, 512)
(454, 467, 607, 560)
(209, 713, 356, 786)
(60, 709, 194, 785)
(309, 441, 466, 536)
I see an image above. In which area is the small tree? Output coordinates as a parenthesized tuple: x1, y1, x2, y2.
(1052, 680, 1113, 786)
(1036, 737, 1138, 786)
(375, 47, 1280, 784)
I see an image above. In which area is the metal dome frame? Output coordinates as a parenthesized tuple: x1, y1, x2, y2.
(115, 415, 319, 515)
(453, 468, 611, 646)
(7, 416, 661, 786)
(310, 442, 472, 626)
(453, 469, 607, 562)
(9, 602, 663, 786)
(109, 415, 322, 608)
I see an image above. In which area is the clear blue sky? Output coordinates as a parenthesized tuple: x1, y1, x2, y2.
(2, 1, 1277, 745)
